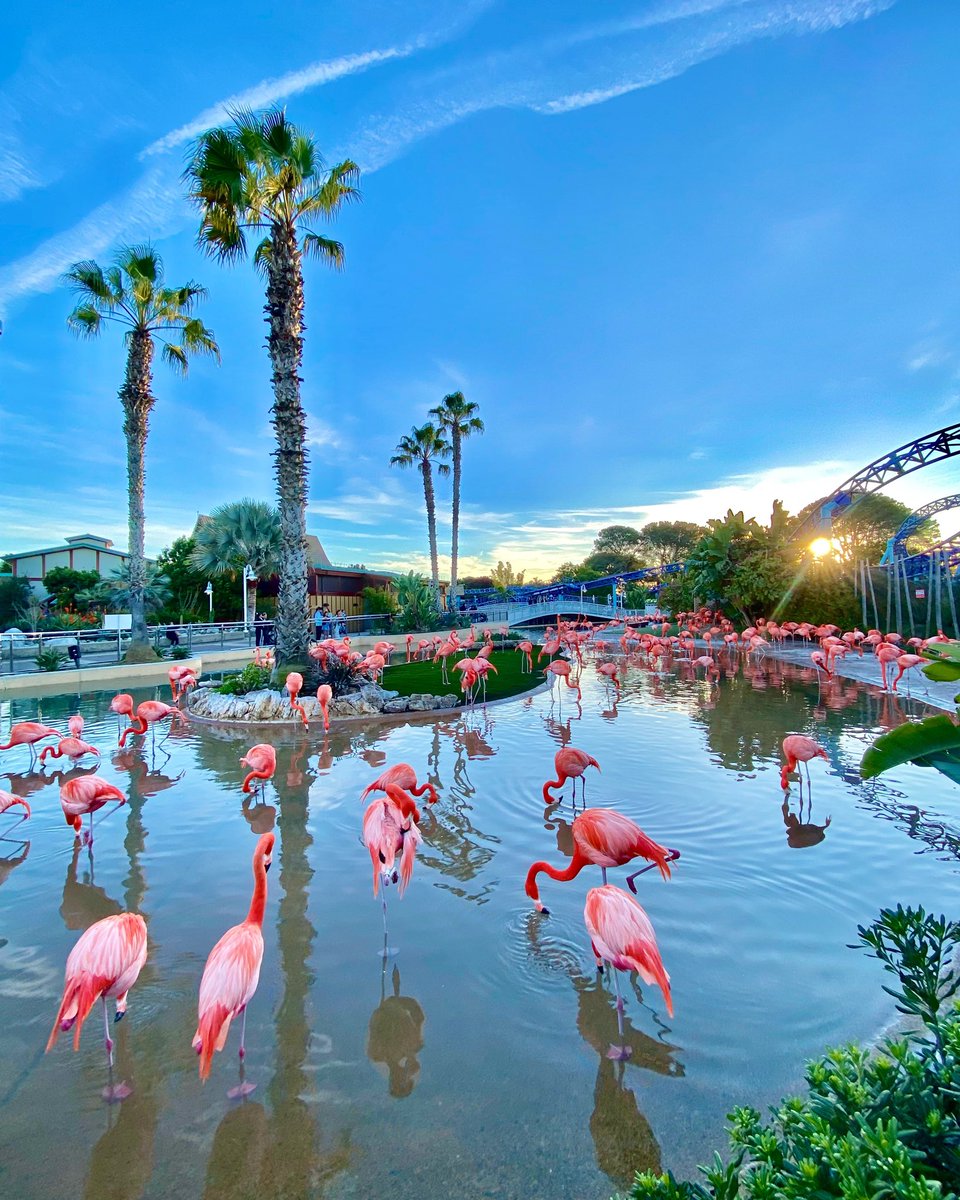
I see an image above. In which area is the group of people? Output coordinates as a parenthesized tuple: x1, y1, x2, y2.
(314, 605, 348, 639)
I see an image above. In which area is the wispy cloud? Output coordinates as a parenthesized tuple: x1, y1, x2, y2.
(0, 140, 42, 204)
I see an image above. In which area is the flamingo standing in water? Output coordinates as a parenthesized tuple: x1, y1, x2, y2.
(544, 660, 581, 700)
(110, 693, 135, 739)
(515, 640, 534, 673)
(68, 714, 84, 738)
(876, 644, 902, 691)
(584, 884, 674, 1058)
(40, 736, 101, 764)
(780, 735, 829, 789)
(60, 776, 126, 845)
(47, 911, 148, 1098)
(285, 672, 308, 728)
(316, 683, 333, 731)
(119, 701, 187, 747)
(360, 764, 438, 822)
(892, 653, 925, 693)
(240, 744, 277, 795)
(543, 746, 600, 804)
(363, 791, 422, 947)
(597, 662, 621, 692)
(193, 832, 275, 1095)
(0, 721, 60, 766)
(525, 808, 678, 912)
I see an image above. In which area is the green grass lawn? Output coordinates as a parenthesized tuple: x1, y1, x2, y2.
(381, 647, 541, 702)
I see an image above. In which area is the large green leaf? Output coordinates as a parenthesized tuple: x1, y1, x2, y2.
(922, 642, 960, 663)
(921, 659, 960, 682)
(861, 714, 960, 779)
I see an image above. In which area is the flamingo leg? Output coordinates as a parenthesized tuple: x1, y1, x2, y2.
(102, 997, 114, 1065)
(607, 969, 632, 1060)
(601, 866, 608, 885)
(625, 848, 681, 894)
(238, 1007, 247, 1059)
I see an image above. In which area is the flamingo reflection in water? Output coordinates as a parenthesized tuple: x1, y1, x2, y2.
(0, 790, 30, 889)
(525, 914, 682, 1190)
(367, 960, 425, 1098)
(782, 794, 831, 849)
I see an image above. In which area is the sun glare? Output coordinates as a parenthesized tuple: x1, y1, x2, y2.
(809, 537, 833, 559)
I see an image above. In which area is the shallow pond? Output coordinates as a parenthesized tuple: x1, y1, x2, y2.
(1, 652, 959, 1200)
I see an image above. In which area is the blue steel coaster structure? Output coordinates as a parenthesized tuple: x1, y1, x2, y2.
(879, 494, 960, 579)
(462, 562, 685, 610)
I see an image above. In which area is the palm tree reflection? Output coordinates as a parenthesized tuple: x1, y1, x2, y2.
(366, 960, 425, 1098)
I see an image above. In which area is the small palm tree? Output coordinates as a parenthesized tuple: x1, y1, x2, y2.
(185, 107, 359, 666)
(63, 246, 219, 659)
(430, 392, 483, 610)
(391, 424, 451, 599)
(191, 499, 282, 619)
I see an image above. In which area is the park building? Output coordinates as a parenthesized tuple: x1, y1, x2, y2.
(1, 534, 132, 597)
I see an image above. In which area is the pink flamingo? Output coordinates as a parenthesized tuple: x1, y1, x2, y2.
(68, 714, 84, 738)
(0, 721, 60, 766)
(692, 654, 718, 678)
(47, 911, 148, 1098)
(373, 640, 394, 663)
(0, 791, 30, 829)
(240, 744, 277, 794)
(543, 746, 600, 804)
(539, 637, 561, 662)
(364, 652, 387, 684)
(544, 659, 581, 700)
(810, 650, 832, 676)
(363, 792, 422, 946)
(876, 644, 902, 691)
(168, 664, 196, 702)
(435, 640, 458, 684)
(283, 671, 308, 727)
(360, 762, 438, 822)
(584, 884, 674, 1058)
(193, 832, 275, 1094)
(110, 693, 135, 740)
(416, 639, 431, 662)
(515, 640, 534, 673)
(40, 736, 101, 764)
(525, 807, 677, 912)
(892, 653, 924, 693)
(405, 634, 414, 663)
(316, 683, 333, 731)
(60, 776, 126, 845)
(780, 735, 829, 789)
(473, 657, 498, 703)
(119, 701, 187, 747)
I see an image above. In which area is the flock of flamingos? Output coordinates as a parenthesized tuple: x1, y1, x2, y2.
(0, 606, 948, 1098)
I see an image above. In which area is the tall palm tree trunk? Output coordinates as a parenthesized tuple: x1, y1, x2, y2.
(422, 461, 440, 600)
(120, 329, 155, 659)
(449, 429, 461, 612)
(267, 221, 309, 666)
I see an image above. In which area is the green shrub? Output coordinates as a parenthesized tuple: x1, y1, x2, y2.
(35, 648, 67, 672)
(164, 646, 192, 660)
(628, 905, 960, 1200)
(216, 664, 272, 695)
(315, 657, 362, 697)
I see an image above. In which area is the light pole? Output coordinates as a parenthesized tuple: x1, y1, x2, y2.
(580, 583, 586, 615)
(204, 581, 214, 622)
(242, 565, 257, 631)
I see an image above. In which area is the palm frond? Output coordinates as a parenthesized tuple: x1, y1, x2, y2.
(65, 305, 104, 338)
(161, 342, 189, 375)
(62, 260, 114, 305)
(253, 237, 273, 276)
(436, 462, 452, 477)
(119, 243, 161, 285)
(180, 317, 221, 361)
(302, 233, 345, 269)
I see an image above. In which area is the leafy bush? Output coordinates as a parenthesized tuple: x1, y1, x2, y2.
(35, 648, 67, 672)
(628, 905, 960, 1200)
(315, 657, 363, 698)
(361, 585, 398, 615)
(165, 646, 192, 660)
(216, 664, 272, 695)
(394, 571, 440, 633)
(0, 575, 33, 631)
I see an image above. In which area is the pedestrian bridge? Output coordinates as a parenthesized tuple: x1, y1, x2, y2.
(472, 600, 645, 627)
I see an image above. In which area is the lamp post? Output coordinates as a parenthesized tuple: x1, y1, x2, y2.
(242, 565, 257, 631)
(204, 581, 214, 622)
(580, 583, 586, 615)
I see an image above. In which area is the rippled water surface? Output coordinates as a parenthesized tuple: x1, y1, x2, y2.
(2, 653, 960, 1199)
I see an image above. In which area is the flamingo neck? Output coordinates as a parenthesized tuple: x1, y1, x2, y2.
(242, 769, 269, 793)
(118, 716, 147, 747)
(246, 855, 269, 926)
(525, 851, 587, 902)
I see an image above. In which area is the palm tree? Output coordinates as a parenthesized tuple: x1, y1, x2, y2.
(185, 107, 359, 667)
(191, 499, 282, 620)
(390, 424, 451, 599)
(430, 392, 483, 610)
(63, 246, 219, 660)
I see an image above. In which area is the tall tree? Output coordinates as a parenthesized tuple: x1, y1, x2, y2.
(191, 499, 282, 620)
(430, 391, 483, 609)
(185, 107, 359, 666)
(639, 520, 704, 568)
(63, 246, 219, 660)
(390, 424, 451, 598)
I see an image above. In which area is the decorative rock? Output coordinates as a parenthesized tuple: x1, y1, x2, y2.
(438, 694, 460, 709)
(188, 678, 466, 723)
(407, 694, 440, 712)
(382, 698, 410, 714)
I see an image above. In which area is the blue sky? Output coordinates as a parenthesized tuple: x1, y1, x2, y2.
(2, 0, 959, 577)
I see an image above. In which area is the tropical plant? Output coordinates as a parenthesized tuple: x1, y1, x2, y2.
(155, 535, 239, 623)
(35, 647, 66, 672)
(393, 571, 437, 633)
(191, 500, 282, 621)
(314, 657, 363, 698)
(430, 391, 484, 610)
(390, 424, 451, 597)
(186, 107, 359, 667)
(97, 563, 172, 614)
(0, 575, 32, 630)
(63, 245, 219, 661)
(361, 586, 398, 616)
(216, 663, 273, 695)
(629, 905, 960, 1200)
(42, 567, 101, 612)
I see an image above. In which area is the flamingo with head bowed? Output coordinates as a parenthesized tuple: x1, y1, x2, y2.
(364, 653, 387, 684)
(240, 744, 276, 794)
(193, 832, 275, 1094)
(40, 736, 101, 765)
(168, 664, 197, 702)
(60, 776, 126, 845)
(0, 791, 30, 826)
(892, 653, 924, 693)
(584, 885, 674, 1058)
(405, 634, 415, 663)
(119, 701, 187, 747)
(47, 911, 148, 1099)
(544, 659, 581, 700)
(284, 672, 308, 728)
(363, 791, 422, 950)
(361, 763, 438, 823)
(110, 693, 135, 738)
(0, 721, 60, 765)
(68, 714, 84, 738)
(597, 662, 620, 692)
(316, 683, 333, 731)
(543, 746, 600, 804)
(525, 808, 678, 913)
(515, 640, 534, 674)
(780, 735, 829, 789)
